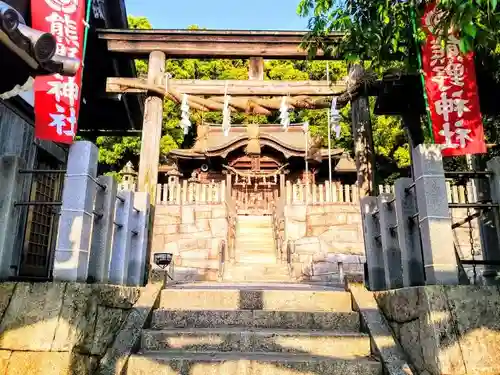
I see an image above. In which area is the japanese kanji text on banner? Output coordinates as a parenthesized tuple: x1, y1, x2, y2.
(32, 0, 85, 144)
(421, 2, 486, 156)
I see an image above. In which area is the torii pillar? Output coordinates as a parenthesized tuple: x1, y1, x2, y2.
(138, 51, 166, 202)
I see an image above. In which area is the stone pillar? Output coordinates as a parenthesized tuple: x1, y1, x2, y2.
(412, 144, 458, 284)
(0, 155, 25, 279)
(485, 157, 500, 280)
(53, 141, 99, 282)
(128, 192, 150, 286)
(361, 196, 386, 290)
(88, 176, 117, 283)
(394, 177, 425, 287)
(378, 193, 403, 289)
(109, 190, 134, 285)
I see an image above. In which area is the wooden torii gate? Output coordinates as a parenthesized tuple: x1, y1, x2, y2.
(97, 29, 375, 202)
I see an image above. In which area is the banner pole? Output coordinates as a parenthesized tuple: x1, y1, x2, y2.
(410, 2, 435, 143)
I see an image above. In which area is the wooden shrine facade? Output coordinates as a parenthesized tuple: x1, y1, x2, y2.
(160, 123, 356, 215)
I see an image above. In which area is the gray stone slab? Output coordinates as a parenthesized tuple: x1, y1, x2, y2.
(378, 193, 403, 289)
(128, 192, 150, 286)
(360, 197, 386, 291)
(109, 191, 134, 285)
(53, 141, 99, 282)
(88, 176, 117, 284)
(349, 284, 415, 375)
(0, 156, 25, 279)
(96, 282, 163, 375)
(394, 178, 425, 287)
(485, 157, 500, 279)
(412, 144, 458, 285)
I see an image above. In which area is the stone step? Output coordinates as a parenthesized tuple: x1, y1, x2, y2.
(234, 256, 278, 264)
(157, 288, 353, 312)
(127, 352, 382, 375)
(141, 328, 371, 357)
(223, 275, 292, 283)
(235, 239, 275, 245)
(164, 282, 345, 291)
(151, 310, 361, 331)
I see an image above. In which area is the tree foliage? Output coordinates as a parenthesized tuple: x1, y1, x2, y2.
(297, 0, 500, 67)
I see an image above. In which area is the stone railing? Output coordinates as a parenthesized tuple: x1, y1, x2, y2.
(362, 144, 500, 291)
(52, 142, 150, 286)
(286, 181, 359, 204)
(156, 180, 225, 205)
(0, 141, 150, 285)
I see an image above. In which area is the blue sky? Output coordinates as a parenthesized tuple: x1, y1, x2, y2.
(124, 0, 308, 30)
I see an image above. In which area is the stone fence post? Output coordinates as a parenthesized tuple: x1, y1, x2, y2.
(0, 155, 25, 279)
(361, 196, 386, 290)
(88, 175, 117, 283)
(485, 157, 500, 279)
(378, 193, 403, 289)
(412, 144, 458, 285)
(127, 192, 150, 286)
(109, 190, 134, 285)
(53, 141, 99, 282)
(394, 177, 424, 287)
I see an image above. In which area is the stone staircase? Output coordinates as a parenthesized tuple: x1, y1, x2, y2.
(126, 283, 381, 374)
(224, 215, 291, 282)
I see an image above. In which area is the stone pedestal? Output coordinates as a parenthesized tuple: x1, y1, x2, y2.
(412, 144, 458, 285)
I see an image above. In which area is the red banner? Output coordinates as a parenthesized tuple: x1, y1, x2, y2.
(421, 2, 486, 156)
(32, 0, 85, 144)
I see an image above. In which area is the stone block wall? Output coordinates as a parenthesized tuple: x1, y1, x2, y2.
(375, 285, 500, 375)
(0, 282, 141, 374)
(284, 203, 365, 282)
(151, 204, 228, 282)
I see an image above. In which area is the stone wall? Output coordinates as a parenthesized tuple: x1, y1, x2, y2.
(0, 281, 142, 374)
(375, 285, 500, 375)
(285, 203, 365, 282)
(151, 204, 228, 282)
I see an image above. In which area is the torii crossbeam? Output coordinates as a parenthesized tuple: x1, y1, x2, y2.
(97, 29, 343, 59)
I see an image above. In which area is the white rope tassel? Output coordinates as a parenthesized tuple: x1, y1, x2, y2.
(279, 96, 290, 130)
(180, 94, 191, 135)
(222, 82, 231, 136)
(331, 97, 342, 139)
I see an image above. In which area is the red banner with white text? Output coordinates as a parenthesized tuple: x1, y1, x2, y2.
(32, 0, 85, 144)
(421, 2, 486, 156)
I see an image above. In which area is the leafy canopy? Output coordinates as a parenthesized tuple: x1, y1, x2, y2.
(297, 0, 500, 67)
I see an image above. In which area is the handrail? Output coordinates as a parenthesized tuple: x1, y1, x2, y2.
(218, 239, 226, 281)
(286, 240, 294, 265)
(224, 193, 237, 263)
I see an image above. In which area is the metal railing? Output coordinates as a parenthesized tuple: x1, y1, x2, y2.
(218, 239, 226, 281)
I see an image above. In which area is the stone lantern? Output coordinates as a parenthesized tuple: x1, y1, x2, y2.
(119, 161, 138, 191)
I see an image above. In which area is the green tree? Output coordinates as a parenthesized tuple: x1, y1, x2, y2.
(297, 0, 500, 63)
